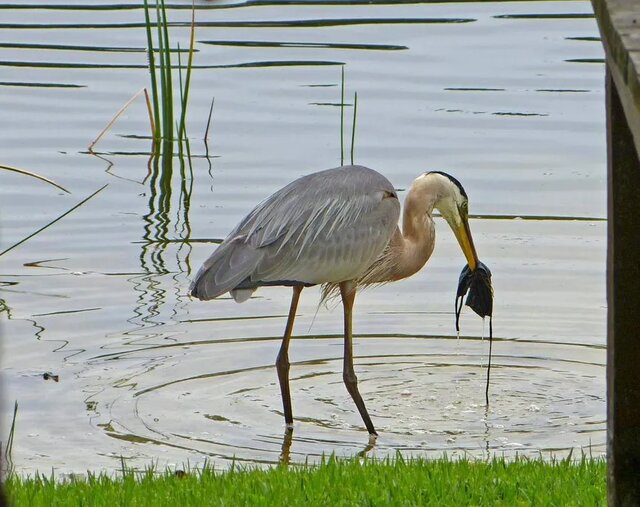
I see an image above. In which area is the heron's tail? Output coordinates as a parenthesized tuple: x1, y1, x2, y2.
(189, 237, 262, 302)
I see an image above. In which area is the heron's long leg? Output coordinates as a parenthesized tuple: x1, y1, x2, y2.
(275, 285, 303, 430)
(340, 281, 377, 436)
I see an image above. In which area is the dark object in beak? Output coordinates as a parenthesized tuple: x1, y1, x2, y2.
(455, 260, 494, 406)
(456, 261, 493, 325)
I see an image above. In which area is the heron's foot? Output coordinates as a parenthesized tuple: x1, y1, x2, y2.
(357, 433, 378, 458)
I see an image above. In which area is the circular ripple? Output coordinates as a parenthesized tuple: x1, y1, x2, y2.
(93, 336, 605, 467)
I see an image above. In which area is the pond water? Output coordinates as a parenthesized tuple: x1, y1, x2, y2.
(1, 0, 606, 475)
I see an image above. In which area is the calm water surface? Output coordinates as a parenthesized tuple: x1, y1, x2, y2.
(0, 0, 606, 474)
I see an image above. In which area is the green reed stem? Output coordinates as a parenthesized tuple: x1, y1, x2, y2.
(0, 185, 108, 258)
(177, 46, 185, 161)
(176, 52, 193, 176)
(159, 0, 174, 162)
(178, 0, 196, 146)
(142, 0, 160, 149)
(340, 66, 345, 166)
(4, 401, 18, 475)
(204, 96, 215, 141)
(154, 0, 166, 136)
(350, 91, 358, 165)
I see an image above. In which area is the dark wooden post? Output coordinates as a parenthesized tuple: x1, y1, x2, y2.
(591, 0, 640, 504)
(606, 67, 640, 506)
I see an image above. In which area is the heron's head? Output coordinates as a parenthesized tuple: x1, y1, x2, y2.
(424, 171, 479, 271)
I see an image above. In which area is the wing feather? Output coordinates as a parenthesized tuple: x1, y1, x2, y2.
(190, 165, 400, 300)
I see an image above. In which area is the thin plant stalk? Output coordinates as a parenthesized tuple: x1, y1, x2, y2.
(204, 96, 215, 141)
(185, 132, 193, 173)
(154, 0, 166, 136)
(88, 88, 148, 152)
(144, 88, 156, 140)
(204, 98, 215, 177)
(3, 401, 18, 475)
(143, 0, 160, 148)
(160, 0, 174, 144)
(157, 0, 174, 163)
(177, 45, 185, 162)
(0, 164, 69, 193)
(0, 185, 108, 258)
(176, 51, 193, 174)
(177, 0, 196, 145)
(340, 66, 345, 166)
(350, 91, 358, 165)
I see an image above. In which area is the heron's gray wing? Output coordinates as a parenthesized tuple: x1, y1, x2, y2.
(189, 234, 262, 300)
(190, 165, 400, 300)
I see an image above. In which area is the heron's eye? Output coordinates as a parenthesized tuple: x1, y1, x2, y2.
(382, 190, 397, 200)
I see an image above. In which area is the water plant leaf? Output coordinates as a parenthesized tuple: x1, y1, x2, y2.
(204, 96, 215, 141)
(143, 0, 160, 147)
(350, 90, 358, 165)
(177, 0, 196, 146)
(0, 184, 108, 258)
(0, 163, 69, 193)
(340, 65, 345, 165)
(87, 88, 148, 152)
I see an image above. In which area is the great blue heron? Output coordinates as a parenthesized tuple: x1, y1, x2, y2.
(190, 165, 479, 436)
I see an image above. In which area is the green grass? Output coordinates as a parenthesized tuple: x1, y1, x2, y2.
(5, 455, 606, 506)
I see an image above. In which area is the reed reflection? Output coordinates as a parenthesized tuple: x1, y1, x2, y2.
(135, 148, 193, 333)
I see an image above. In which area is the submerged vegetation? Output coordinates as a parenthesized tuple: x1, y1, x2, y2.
(5, 455, 606, 506)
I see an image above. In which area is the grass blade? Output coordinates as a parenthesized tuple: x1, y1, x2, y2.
(340, 65, 345, 166)
(178, 0, 196, 144)
(350, 91, 358, 165)
(88, 88, 147, 152)
(0, 164, 69, 194)
(160, 0, 174, 156)
(154, 0, 167, 142)
(177, 45, 185, 161)
(204, 96, 215, 141)
(3, 401, 18, 475)
(143, 0, 160, 147)
(0, 184, 108, 258)
(144, 87, 156, 140)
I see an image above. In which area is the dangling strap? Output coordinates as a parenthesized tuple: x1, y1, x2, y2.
(485, 316, 493, 406)
(455, 294, 465, 333)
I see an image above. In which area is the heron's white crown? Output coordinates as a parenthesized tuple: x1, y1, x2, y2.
(414, 171, 469, 228)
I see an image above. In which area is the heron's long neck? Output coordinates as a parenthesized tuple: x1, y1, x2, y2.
(387, 186, 437, 281)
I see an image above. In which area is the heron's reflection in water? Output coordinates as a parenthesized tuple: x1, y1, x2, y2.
(279, 430, 293, 466)
(357, 434, 378, 458)
(278, 431, 377, 467)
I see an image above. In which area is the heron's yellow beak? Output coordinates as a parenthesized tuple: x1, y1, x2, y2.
(454, 218, 479, 271)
